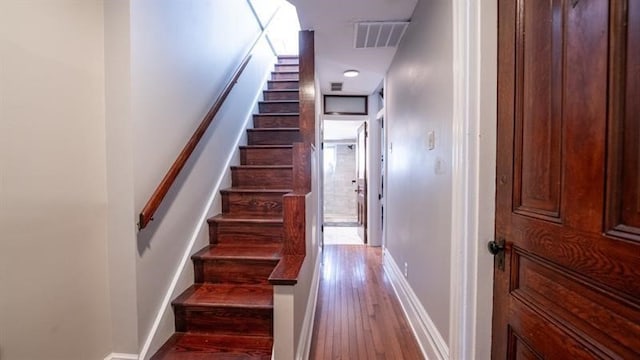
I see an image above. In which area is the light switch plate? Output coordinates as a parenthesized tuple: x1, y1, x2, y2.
(427, 130, 435, 150)
(435, 157, 446, 174)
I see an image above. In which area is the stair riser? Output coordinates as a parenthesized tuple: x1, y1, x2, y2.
(275, 64, 299, 72)
(271, 72, 299, 81)
(209, 221, 284, 244)
(263, 90, 299, 101)
(248, 130, 301, 145)
(253, 115, 299, 128)
(222, 192, 285, 216)
(240, 148, 292, 165)
(231, 167, 292, 188)
(174, 306, 273, 337)
(268, 80, 299, 90)
(259, 101, 299, 113)
(194, 259, 278, 284)
(277, 57, 298, 65)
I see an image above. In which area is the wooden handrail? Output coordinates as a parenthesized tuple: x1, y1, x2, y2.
(138, 8, 281, 230)
(138, 56, 251, 229)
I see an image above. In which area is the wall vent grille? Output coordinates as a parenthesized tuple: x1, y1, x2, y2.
(330, 82, 343, 91)
(354, 21, 410, 48)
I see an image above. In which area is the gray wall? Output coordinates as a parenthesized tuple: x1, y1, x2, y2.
(385, 0, 453, 341)
(105, 0, 139, 354)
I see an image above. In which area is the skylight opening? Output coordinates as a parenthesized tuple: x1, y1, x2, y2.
(249, 0, 301, 55)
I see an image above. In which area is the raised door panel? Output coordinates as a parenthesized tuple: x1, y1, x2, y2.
(511, 251, 640, 357)
(513, 0, 564, 222)
(607, 0, 640, 240)
(508, 333, 542, 360)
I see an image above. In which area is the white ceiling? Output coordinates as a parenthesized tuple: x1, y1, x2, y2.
(288, 0, 418, 96)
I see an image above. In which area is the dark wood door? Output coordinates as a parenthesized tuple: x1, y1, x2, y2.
(356, 122, 367, 244)
(493, 0, 640, 358)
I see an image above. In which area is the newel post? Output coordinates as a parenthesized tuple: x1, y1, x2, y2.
(299, 30, 315, 148)
(282, 30, 315, 256)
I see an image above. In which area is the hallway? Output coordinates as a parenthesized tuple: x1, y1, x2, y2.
(310, 245, 423, 359)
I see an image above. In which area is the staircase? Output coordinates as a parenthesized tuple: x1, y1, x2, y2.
(151, 55, 301, 360)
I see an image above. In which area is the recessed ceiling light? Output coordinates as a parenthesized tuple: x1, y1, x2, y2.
(343, 70, 360, 78)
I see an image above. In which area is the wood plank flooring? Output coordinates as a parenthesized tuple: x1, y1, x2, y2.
(310, 245, 424, 359)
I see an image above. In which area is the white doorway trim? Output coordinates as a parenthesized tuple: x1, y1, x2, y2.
(449, 0, 497, 359)
(376, 107, 386, 249)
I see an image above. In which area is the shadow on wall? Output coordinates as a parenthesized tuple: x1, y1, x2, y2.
(136, 119, 218, 256)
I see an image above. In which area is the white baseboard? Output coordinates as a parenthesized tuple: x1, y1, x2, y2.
(383, 249, 449, 360)
(104, 353, 138, 360)
(295, 247, 322, 360)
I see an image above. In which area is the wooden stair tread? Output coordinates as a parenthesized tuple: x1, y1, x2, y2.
(220, 188, 291, 194)
(151, 332, 272, 360)
(209, 214, 283, 223)
(230, 165, 293, 169)
(173, 284, 273, 308)
(259, 100, 299, 103)
(253, 113, 300, 116)
(264, 89, 298, 92)
(254, 112, 299, 115)
(247, 127, 299, 131)
(240, 145, 293, 149)
(277, 56, 298, 61)
(193, 244, 282, 261)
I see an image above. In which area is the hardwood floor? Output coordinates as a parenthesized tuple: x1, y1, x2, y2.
(310, 245, 424, 359)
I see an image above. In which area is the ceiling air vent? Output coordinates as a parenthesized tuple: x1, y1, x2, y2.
(330, 82, 343, 91)
(354, 21, 410, 49)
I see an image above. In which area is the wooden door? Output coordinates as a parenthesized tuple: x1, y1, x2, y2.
(379, 116, 385, 245)
(356, 122, 367, 244)
(493, 0, 640, 358)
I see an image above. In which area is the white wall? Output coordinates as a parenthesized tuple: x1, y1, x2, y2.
(128, 0, 276, 356)
(105, 0, 139, 355)
(385, 0, 453, 343)
(367, 94, 383, 246)
(0, 1, 112, 359)
(474, 2, 498, 356)
(447, 0, 497, 358)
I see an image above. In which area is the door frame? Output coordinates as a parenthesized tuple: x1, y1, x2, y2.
(356, 122, 368, 244)
(448, 0, 497, 359)
(377, 109, 387, 249)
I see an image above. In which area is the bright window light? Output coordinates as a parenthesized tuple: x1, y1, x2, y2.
(249, 0, 301, 55)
